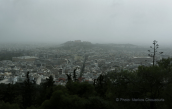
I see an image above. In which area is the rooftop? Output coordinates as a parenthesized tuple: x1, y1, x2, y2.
(14, 56, 38, 59)
(133, 57, 151, 58)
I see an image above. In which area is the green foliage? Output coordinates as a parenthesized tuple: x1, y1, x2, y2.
(26, 105, 37, 109)
(39, 90, 113, 109)
(21, 72, 37, 109)
(73, 69, 78, 82)
(1, 84, 14, 103)
(87, 96, 114, 109)
(94, 74, 111, 98)
(0, 101, 20, 109)
(106, 62, 172, 109)
(157, 57, 172, 70)
(39, 90, 88, 109)
(35, 75, 55, 106)
(66, 81, 96, 98)
(106, 71, 136, 101)
(53, 85, 68, 93)
(43, 75, 55, 89)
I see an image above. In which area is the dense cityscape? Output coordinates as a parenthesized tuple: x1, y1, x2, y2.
(0, 40, 171, 86)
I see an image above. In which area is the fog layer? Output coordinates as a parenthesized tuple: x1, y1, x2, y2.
(0, 0, 172, 46)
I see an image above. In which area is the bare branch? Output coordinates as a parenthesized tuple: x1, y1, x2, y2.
(148, 40, 163, 66)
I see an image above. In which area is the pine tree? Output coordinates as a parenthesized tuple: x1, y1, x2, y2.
(21, 71, 36, 109)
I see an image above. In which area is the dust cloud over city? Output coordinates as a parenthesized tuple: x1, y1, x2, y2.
(0, 0, 172, 47)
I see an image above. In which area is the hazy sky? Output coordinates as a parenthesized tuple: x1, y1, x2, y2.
(0, 0, 172, 46)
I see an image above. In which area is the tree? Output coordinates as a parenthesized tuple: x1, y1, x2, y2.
(0, 101, 20, 109)
(2, 83, 17, 104)
(106, 59, 172, 109)
(39, 75, 55, 103)
(94, 74, 111, 98)
(148, 40, 163, 66)
(21, 71, 37, 109)
(157, 57, 172, 71)
(136, 64, 172, 109)
(73, 68, 78, 82)
(66, 73, 72, 83)
(44, 75, 55, 88)
(66, 81, 96, 98)
(66, 68, 79, 83)
(39, 90, 88, 109)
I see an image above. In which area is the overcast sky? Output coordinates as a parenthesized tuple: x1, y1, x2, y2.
(0, 0, 172, 46)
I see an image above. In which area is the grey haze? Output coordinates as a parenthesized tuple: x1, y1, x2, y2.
(0, 0, 172, 47)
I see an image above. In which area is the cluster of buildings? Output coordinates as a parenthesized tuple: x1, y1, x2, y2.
(0, 41, 171, 86)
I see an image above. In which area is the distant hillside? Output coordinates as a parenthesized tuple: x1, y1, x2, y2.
(62, 41, 91, 46)
(107, 43, 137, 47)
(60, 41, 139, 50)
(60, 41, 93, 50)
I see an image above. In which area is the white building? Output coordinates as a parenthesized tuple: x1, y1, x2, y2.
(132, 57, 152, 64)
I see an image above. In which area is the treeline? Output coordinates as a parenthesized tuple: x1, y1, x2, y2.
(1, 58, 172, 109)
